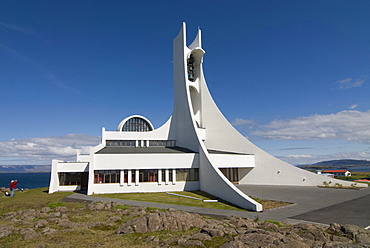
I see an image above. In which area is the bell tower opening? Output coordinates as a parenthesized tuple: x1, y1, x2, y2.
(187, 54, 195, 82)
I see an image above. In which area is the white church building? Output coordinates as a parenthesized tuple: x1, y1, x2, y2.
(49, 23, 365, 211)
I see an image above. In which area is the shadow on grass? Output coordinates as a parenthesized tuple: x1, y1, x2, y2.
(172, 190, 247, 211)
(43, 188, 88, 194)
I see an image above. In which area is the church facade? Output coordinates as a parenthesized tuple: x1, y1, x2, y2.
(49, 23, 365, 211)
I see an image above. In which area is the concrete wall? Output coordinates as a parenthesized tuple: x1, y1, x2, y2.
(91, 181, 199, 194)
(208, 154, 255, 168)
(94, 154, 199, 170)
(55, 162, 89, 172)
(48, 159, 61, 193)
(104, 117, 171, 140)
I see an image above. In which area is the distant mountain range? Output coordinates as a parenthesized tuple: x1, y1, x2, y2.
(0, 165, 51, 173)
(297, 159, 370, 169)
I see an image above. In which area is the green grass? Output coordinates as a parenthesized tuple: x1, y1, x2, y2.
(47, 201, 65, 209)
(93, 190, 247, 211)
(337, 171, 370, 180)
(264, 220, 284, 227)
(0, 188, 75, 215)
(0, 187, 288, 248)
(112, 204, 130, 210)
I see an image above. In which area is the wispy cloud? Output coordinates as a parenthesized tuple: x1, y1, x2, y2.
(245, 110, 370, 143)
(0, 22, 36, 35)
(348, 104, 358, 110)
(0, 42, 85, 96)
(337, 77, 366, 89)
(278, 147, 314, 151)
(231, 118, 257, 126)
(44, 71, 84, 95)
(0, 22, 88, 97)
(0, 134, 100, 165)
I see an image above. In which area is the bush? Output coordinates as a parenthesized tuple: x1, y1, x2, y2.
(112, 204, 129, 210)
(264, 220, 283, 227)
(47, 202, 65, 209)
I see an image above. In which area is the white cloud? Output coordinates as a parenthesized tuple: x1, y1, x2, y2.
(231, 118, 257, 126)
(349, 104, 358, 109)
(0, 134, 100, 165)
(337, 77, 365, 89)
(250, 110, 370, 144)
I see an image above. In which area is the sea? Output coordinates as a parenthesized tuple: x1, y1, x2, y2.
(0, 172, 50, 189)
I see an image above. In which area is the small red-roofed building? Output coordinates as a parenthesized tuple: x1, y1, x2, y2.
(354, 179, 370, 183)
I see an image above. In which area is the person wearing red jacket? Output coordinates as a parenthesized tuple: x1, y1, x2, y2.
(9, 180, 18, 197)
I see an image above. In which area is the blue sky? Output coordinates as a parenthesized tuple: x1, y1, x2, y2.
(1, 0, 369, 166)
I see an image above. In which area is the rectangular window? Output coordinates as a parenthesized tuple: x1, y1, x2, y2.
(219, 168, 239, 183)
(139, 169, 158, 182)
(94, 170, 120, 184)
(121, 170, 136, 183)
(169, 169, 173, 182)
(176, 169, 199, 181)
(123, 170, 128, 183)
(131, 170, 136, 183)
(167, 140, 176, 147)
(123, 140, 136, 147)
(189, 168, 199, 181)
(106, 140, 136, 147)
(148, 140, 176, 147)
(58, 172, 82, 186)
(161, 169, 165, 182)
(176, 169, 188, 181)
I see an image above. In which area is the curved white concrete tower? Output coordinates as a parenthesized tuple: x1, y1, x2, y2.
(167, 23, 263, 211)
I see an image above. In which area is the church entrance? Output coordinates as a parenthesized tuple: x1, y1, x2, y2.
(80, 172, 88, 191)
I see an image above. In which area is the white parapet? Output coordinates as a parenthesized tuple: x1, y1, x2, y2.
(208, 154, 255, 168)
(56, 162, 89, 172)
(94, 154, 199, 170)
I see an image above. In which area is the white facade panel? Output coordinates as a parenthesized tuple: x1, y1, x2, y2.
(94, 154, 199, 170)
(77, 154, 91, 162)
(57, 162, 89, 172)
(91, 181, 199, 194)
(196, 127, 206, 141)
(104, 118, 171, 140)
(208, 154, 255, 168)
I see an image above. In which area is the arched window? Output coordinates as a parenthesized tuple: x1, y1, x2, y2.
(117, 115, 154, 132)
